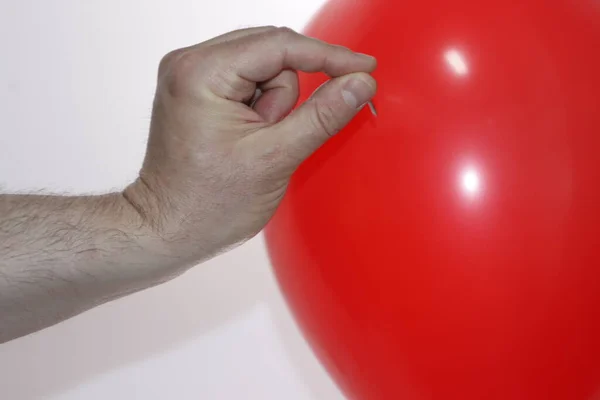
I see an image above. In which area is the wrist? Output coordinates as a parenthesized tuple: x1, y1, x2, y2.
(121, 176, 205, 267)
(122, 174, 167, 230)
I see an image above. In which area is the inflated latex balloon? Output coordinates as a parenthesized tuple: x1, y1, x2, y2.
(265, 0, 600, 399)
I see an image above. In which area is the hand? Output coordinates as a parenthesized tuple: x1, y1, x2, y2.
(125, 26, 377, 262)
(0, 26, 376, 342)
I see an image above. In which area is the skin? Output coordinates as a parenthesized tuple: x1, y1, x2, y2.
(0, 26, 377, 344)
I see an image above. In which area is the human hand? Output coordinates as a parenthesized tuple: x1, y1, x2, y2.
(125, 26, 377, 262)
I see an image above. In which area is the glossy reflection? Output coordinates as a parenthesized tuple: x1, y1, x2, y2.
(460, 167, 481, 196)
(445, 49, 469, 76)
(265, 1, 600, 399)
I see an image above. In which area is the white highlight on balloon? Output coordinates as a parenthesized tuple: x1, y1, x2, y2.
(461, 167, 481, 195)
(445, 49, 469, 76)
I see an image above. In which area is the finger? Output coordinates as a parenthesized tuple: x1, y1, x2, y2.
(199, 25, 277, 47)
(255, 72, 376, 171)
(252, 69, 299, 123)
(159, 26, 276, 73)
(170, 26, 273, 59)
(220, 27, 377, 83)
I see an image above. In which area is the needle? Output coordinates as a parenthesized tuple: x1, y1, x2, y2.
(367, 101, 377, 116)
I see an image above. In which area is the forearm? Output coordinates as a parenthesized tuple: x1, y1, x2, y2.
(0, 191, 181, 343)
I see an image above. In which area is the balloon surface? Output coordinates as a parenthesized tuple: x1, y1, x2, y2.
(265, 1, 600, 399)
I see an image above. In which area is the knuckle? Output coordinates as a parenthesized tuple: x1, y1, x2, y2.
(272, 26, 297, 39)
(162, 51, 202, 97)
(170, 51, 199, 78)
(260, 25, 278, 33)
(214, 68, 256, 100)
(158, 50, 181, 76)
(311, 102, 342, 137)
(163, 46, 254, 101)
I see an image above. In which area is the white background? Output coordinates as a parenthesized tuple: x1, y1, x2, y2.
(0, 1, 346, 399)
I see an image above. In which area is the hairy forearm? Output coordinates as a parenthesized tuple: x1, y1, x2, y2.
(0, 192, 181, 343)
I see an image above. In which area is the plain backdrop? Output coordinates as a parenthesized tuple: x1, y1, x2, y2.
(0, 1, 346, 399)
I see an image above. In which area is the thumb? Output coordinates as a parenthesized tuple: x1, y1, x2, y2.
(261, 72, 376, 169)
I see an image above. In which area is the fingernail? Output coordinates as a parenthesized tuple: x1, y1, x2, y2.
(342, 77, 375, 109)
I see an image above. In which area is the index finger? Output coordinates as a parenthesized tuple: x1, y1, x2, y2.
(221, 27, 377, 83)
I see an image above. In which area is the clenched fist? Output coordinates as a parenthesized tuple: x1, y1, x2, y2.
(124, 26, 377, 262)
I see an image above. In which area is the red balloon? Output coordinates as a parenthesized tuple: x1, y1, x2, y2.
(265, 0, 600, 399)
